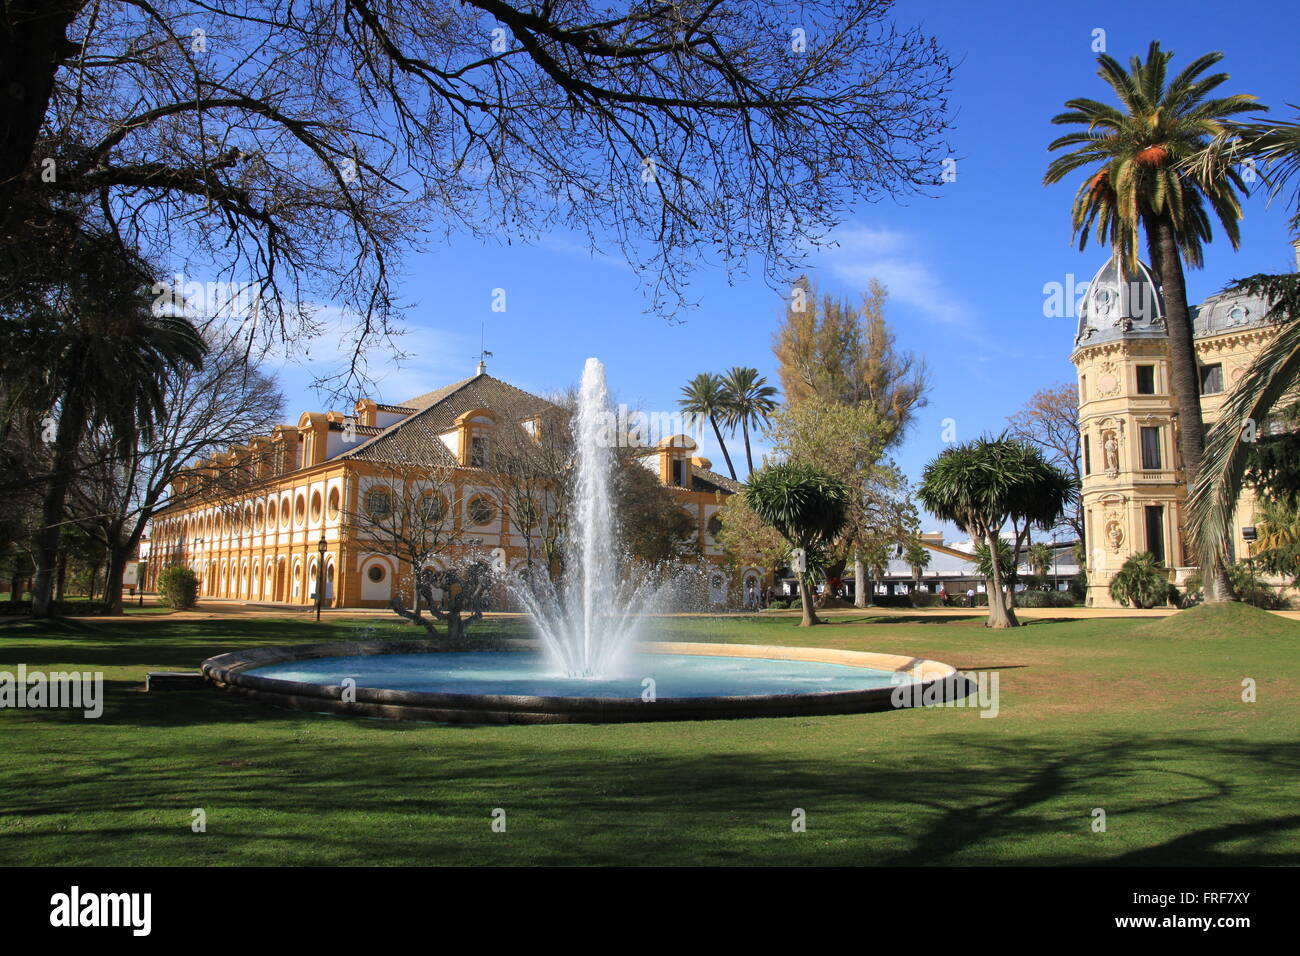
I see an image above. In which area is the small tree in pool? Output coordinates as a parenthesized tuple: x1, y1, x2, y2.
(743, 463, 849, 627)
(391, 555, 497, 649)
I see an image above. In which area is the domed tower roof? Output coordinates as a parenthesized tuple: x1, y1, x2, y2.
(1075, 254, 1167, 346)
(1191, 286, 1274, 338)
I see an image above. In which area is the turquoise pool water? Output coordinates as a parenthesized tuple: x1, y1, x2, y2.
(248, 651, 914, 699)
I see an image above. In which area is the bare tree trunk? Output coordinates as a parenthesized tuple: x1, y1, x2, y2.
(102, 524, 145, 616)
(983, 530, 1019, 628)
(1149, 215, 1232, 604)
(55, 551, 66, 602)
(102, 545, 130, 615)
(0, 2, 83, 227)
(854, 553, 868, 608)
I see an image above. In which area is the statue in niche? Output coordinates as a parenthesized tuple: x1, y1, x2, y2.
(1103, 431, 1120, 477)
(1105, 519, 1124, 552)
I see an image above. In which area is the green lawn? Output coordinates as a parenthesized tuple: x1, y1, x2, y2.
(0, 607, 1296, 866)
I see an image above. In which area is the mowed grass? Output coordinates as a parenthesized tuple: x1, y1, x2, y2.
(0, 606, 1296, 866)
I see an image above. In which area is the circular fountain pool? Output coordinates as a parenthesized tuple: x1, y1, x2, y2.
(201, 640, 961, 724)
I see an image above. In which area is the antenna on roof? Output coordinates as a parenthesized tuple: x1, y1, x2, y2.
(476, 322, 493, 375)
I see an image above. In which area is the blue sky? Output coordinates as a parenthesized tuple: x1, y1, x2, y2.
(269, 0, 1300, 535)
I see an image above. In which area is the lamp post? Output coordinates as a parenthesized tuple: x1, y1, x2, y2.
(315, 536, 327, 622)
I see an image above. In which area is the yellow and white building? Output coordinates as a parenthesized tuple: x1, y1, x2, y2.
(146, 364, 753, 608)
(1072, 247, 1294, 606)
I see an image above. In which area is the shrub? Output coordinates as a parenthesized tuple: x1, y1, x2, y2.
(1183, 563, 1284, 609)
(1016, 590, 1076, 608)
(1228, 564, 1284, 609)
(910, 592, 940, 608)
(1109, 552, 1170, 609)
(156, 566, 199, 609)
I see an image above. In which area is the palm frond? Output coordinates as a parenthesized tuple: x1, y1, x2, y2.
(1188, 312, 1300, 566)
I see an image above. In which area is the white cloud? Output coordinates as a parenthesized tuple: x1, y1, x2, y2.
(816, 224, 973, 329)
(261, 306, 477, 410)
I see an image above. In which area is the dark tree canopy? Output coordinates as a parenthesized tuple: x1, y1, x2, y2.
(2, 0, 952, 391)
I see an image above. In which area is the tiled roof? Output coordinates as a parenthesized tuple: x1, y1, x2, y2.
(692, 467, 742, 494)
(337, 373, 556, 465)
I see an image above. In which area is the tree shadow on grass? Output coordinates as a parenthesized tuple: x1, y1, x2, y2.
(2, 705, 1296, 867)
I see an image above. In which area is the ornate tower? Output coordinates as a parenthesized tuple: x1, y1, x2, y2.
(1072, 254, 1276, 606)
(1072, 255, 1178, 606)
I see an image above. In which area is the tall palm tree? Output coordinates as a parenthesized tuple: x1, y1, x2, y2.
(721, 366, 778, 475)
(678, 372, 737, 480)
(1045, 41, 1264, 603)
(10, 275, 206, 618)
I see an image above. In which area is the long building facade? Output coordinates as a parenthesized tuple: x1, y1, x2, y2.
(1071, 247, 1294, 607)
(144, 365, 761, 609)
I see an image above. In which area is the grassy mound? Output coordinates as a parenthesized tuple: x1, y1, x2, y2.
(1134, 600, 1300, 639)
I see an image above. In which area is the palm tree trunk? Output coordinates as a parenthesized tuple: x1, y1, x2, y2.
(741, 419, 754, 475)
(31, 391, 86, 618)
(1149, 214, 1232, 603)
(708, 414, 737, 480)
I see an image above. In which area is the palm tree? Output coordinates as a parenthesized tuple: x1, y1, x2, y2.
(903, 539, 930, 588)
(1027, 542, 1054, 580)
(1188, 276, 1300, 569)
(1045, 40, 1264, 603)
(918, 436, 1073, 628)
(678, 372, 737, 480)
(721, 366, 778, 475)
(1188, 105, 1300, 231)
(1109, 552, 1171, 608)
(743, 463, 849, 627)
(12, 280, 205, 618)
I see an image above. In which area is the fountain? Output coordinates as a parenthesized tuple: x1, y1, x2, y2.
(201, 358, 963, 722)
(508, 358, 664, 679)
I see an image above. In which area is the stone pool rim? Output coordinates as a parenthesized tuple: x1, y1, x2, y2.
(200, 639, 961, 724)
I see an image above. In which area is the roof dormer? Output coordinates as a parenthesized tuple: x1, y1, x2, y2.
(658, 434, 697, 488)
(453, 408, 499, 467)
